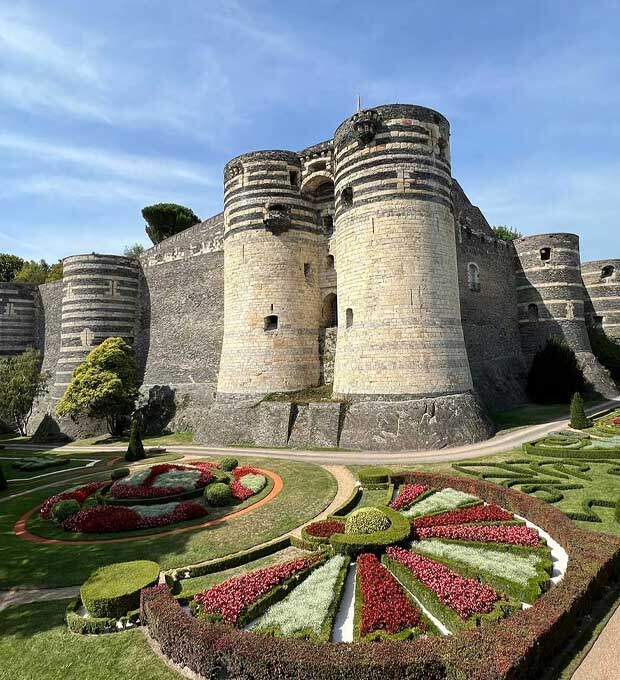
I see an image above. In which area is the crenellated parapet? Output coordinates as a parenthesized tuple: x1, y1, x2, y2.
(0, 282, 37, 357)
(582, 259, 620, 340)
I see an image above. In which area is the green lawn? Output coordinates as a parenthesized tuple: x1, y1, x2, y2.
(0, 599, 178, 680)
(0, 457, 337, 589)
(491, 399, 606, 432)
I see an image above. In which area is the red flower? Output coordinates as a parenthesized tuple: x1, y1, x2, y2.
(387, 547, 499, 620)
(390, 484, 429, 511)
(414, 524, 541, 547)
(40, 481, 107, 518)
(109, 464, 213, 500)
(412, 504, 513, 528)
(356, 553, 423, 637)
(304, 519, 345, 538)
(230, 480, 254, 501)
(612, 417, 620, 426)
(187, 460, 221, 470)
(232, 466, 262, 480)
(193, 556, 320, 625)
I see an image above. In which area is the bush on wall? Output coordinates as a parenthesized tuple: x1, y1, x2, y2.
(142, 203, 201, 244)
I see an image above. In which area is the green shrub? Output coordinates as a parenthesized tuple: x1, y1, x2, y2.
(51, 499, 80, 524)
(570, 393, 592, 430)
(357, 466, 391, 485)
(80, 560, 159, 618)
(142, 203, 201, 244)
(125, 418, 145, 462)
(527, 338, 586, 403)
(111, 467, 130, 481)
(205, 482, 232, 507)
(345, 507, 390, 535)
(220, 456, 238, 471)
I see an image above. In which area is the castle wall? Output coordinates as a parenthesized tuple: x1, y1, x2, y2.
(217, 150, 323, 395)
(455, 226, 527, 411)
(582, 259, 620, 340)
(331, 104, 473, 399)
(0, 282, 37, 356)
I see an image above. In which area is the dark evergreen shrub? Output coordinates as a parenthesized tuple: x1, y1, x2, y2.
(527, 338, 586, 403)
(142, 204, 200, 244)
(205, 482, 232, 507)
(0, 465, 6, 491)
(51, 499, 80, 524)
(111, 467, 130, 481)
(570, 393, 592, 430)
(125, 419, 145, 462)
(219, 456, 238, 471)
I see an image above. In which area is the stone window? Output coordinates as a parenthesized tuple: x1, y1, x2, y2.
(326, 254, 335, 270)
(322, 293, 338, 328)
(345, 307, 354, 328)
(540, 247, 551, 261)
(601, 265, 615, 280)
(322, 215, 334, 236)
(467, 263, 480, 292)
(341, 187, 353, 207)
(309, 160, 327, 172)
(264, 315, 278, 332)
(304, 262, 313, 284)
(527, 303, 539, 321)
(289, 170, 299, 187)
(592, 315, 604, 329)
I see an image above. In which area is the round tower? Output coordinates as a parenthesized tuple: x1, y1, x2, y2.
(54, 254, 140, 397)
(582, 259, 620, 341)
(217, 150, 322, 395)
(331, 104, 474, 399)
(0, 282, 37, 356)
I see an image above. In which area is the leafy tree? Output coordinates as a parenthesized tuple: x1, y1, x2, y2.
(0, 350, 51, 436)
(527, 338, 586, 403)
(570, 392, 592, 430)
(0, 254, 25, 282)
(123, 243, 145, 259)
(588, 326, 620, 381)
(142, 203, 200, 245)
(12, 259, 63, 284)
(56, 337, 138, 436)
(492, 225, 523, 241)
(46, 261, 63, 282)
(125, 417, 146, 461)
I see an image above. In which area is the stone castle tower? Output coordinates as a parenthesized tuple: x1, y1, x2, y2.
(1, 102, 618, 450)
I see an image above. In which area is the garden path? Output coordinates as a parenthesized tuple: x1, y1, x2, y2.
(572, 599, 620, 680)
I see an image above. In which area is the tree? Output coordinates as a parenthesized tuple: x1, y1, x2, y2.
(0, 350, 51, 436)
(56, 337, 138, 436)
(527, 338, 586, 403)
(570, 392, 592, 430)
(0, 254, 25, 282)
(123, 243, 145, 259)
(125, 417, 146, 461)
(13, 260, 50, 284)
(46, 261, 63, 282)
(142, 203, 200, 245)
(492, 225, 523, 241)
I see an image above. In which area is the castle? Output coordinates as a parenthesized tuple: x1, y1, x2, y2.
(1, 104, 619, 450)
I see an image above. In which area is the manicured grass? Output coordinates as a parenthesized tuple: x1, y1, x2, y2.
(491, 400, 605, 432)
(0, 457, 337, 589)
(0, 599, 178, 680)
(353, 487, 390, 509)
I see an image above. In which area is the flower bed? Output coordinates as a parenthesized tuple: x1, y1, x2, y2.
(354, 553, 426, 641)
(384, 547, 515, 632)
(109, 464, 212, 500)
(414, 524, 542, 547)
(253, 555, 348, 642)
(402, 488, 480, 518)
(390, 484, 429, 511)
(193, 555, 323, 627)
(302, 519, 345, 544)
(412, 503, 513, 528)
(40, 481, 107, 518)
(62, 500, 207, 533)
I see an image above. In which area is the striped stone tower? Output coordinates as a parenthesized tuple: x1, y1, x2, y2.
(582, 259, 620, 341)
(54, 254, 140, 398)
(0, 282, 37, 356)
(514, 234, 617, 396)
(331, 104, 474, 399)
(217, 150, 322, 395)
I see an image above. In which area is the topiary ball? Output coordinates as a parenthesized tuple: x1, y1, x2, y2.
(51, 499, 81, 524)
(111, 467, 130, 481)
(205, 482, 232, 507)
(220, 457, 238, 472)
(344, 507, 390, 535)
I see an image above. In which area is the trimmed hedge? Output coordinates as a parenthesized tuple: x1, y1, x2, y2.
(111, 467, 130, 481)
(65, 597, 140, 634)
(205, 482, 232, 506)
(220, 457, 239, 471)
(524, 442, 620, 459)
(81, 560, 160, 618)
(357, 466, 391, 485)
(330, 485, 362, 517)
(141, 471, 620, 680)
(345, 507, 390, 534)
(51, 499, 80, 524)
(330, 507, 411, 556)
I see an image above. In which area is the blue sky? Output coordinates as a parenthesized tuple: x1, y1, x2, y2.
(1, 0, 618, 263)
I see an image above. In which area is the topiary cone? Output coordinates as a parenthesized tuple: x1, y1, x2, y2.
(570, 392, 592, 430)
(125, 418, 146, 462)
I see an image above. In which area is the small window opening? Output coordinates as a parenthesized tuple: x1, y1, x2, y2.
(527, 303, 539, 321)
(341, 187, 353, 207)
(345, 308, 354, 328)
(289, 170, 299, 187)
(326, 254, 334, 270)
(467, 263, 480, 292)
(304, 262, 312, 284)
(321, 293, 338, 328)
(309, 160, 327, 172)
(264, 315, 278, 331)
(601, 265, 615, 279)
(322, 214, 334, 236)
(540, 247, 551, 261)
